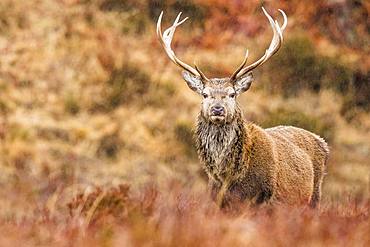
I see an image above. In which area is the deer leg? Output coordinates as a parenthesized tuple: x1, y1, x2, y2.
(309, 158, 326, 208)
(208, 180, 221, 201)
(216, 182, 227, 208)
(216, 176, 234, 208)
(255, 187, 273, 205)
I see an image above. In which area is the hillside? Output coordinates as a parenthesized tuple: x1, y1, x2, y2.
(0, 0, 369, 246)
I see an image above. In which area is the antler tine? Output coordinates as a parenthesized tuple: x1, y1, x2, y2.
(194, 63, 209, 81)
(157, 11, 209, 80)
(278, 9, 288, 31)
(230, 50, 249, 81)
(231, 7, 288, 80)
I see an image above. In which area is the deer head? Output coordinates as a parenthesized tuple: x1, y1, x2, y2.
(157, 8, 287, 124)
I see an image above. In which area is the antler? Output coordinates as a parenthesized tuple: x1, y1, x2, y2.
(230, 7, 287, 81)
(157, 11, 209, 81)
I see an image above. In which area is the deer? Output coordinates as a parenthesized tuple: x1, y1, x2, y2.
(156, 8, 329, 208)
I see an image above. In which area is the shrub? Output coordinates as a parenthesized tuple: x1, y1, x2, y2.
(260, 107, 335, 142)
(96, 132, 124, 159)
(311, 0, 369, 50)
(94, 62, 175, 111)
(147, 0, 206, 26)
(99, 0, 137, 12)
(174, 120, 197, 158)
(64, 93, 80, 115)
(264, 35, 370, 116)
(265, 36, 324, 95)
(340, 70, 370, 119)
(0, 82, 10, 115)
(105, 63, 151, 109)
(145, 80, 177, 107)
(0, 99, 9, 115)
(320, 59, 353, 94)
(98, 0, 206, 34)
(265, 36, 354, 96)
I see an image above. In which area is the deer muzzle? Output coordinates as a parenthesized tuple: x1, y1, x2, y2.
(210, 105, 226, 123)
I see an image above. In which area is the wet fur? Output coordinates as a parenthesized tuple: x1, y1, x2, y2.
(196, 106, 329, 208)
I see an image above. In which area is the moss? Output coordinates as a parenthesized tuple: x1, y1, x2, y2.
(260, 107, 335, 142)
(174, 120, 197, 158)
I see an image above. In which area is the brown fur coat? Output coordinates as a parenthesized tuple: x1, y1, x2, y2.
(196, 110, 329, 208)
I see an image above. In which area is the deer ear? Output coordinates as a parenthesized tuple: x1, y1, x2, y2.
(182, 71, 204, 94)
(234, 72, 254, 94)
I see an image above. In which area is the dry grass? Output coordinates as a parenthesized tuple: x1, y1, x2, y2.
(0, 0, 369, 246)
(0, 181, 369, 247)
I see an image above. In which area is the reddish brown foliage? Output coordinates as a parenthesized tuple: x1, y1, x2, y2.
(0, 183, 369, 246)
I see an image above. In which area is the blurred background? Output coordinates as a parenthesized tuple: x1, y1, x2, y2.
(0, 0, 369, 219)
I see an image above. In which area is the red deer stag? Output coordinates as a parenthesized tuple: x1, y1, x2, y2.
(157, 8, 329, 208)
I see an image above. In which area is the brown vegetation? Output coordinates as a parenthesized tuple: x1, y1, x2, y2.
(0, 0, 369, 246)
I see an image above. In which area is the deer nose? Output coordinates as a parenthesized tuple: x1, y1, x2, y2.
(211, 105, 225, 116)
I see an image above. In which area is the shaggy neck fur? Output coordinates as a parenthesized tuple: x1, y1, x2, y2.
(195, 107, 248, 183)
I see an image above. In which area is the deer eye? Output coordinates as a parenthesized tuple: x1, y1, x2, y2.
(229, 93, 236, 98)
(202, 93, 209, 98)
